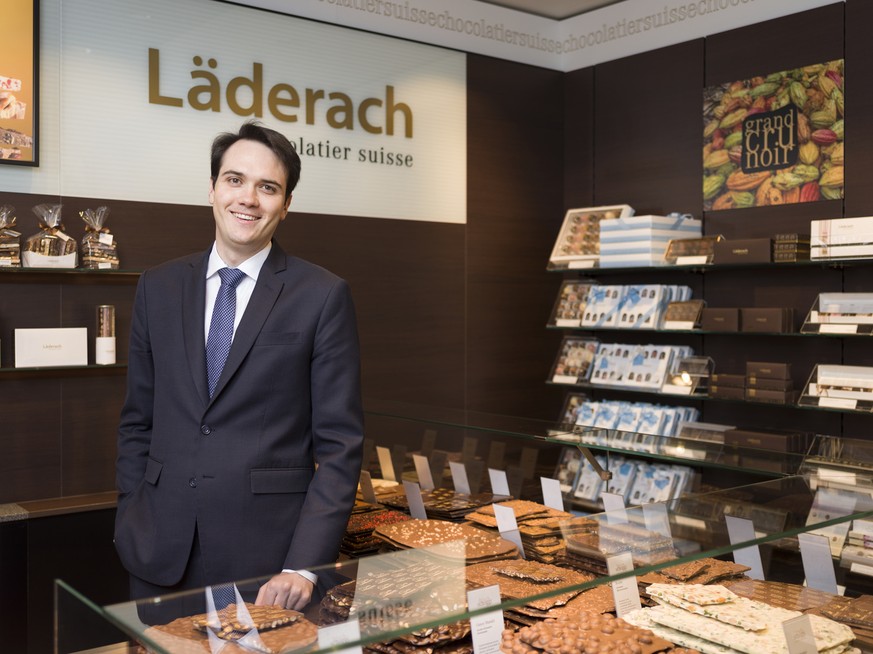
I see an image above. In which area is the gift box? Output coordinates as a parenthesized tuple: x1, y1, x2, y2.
(599, 215, 701, 268)
(811, 216, 873, 260)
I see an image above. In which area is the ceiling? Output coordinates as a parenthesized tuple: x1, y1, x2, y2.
(475, 0, 627, 20)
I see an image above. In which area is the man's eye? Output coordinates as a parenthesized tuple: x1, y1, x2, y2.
(261, 184, 277, 193)
(226, 177, 241, 185)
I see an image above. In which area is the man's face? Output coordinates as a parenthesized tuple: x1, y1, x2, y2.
(209, 139, 291, 265)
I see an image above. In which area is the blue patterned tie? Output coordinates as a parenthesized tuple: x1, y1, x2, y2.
(206, 267, 246, 397)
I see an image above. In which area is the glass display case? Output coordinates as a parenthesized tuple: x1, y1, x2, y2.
(56, 403, 873, 653)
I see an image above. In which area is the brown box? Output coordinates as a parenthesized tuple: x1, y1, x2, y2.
(724, 428, 800, 452)
(745, 387, 798, 405)
(740, 307, 794, 333)
(710, 373, 746, 388)
(709, 385, 746, 400)
(701, 307, 739, 331)
(746, 361, 791, 380)
(713, 238, 773, 264)
(746, 376, 793, 391)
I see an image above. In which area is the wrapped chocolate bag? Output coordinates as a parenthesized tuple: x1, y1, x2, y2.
(80, 206, 119, 269)
(23, 204, 77, 268)
(0, 205, 21, 267)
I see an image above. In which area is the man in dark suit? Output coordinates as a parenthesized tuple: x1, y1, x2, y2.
(115, 121, 363, 611)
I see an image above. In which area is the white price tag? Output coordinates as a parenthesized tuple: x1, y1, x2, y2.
(493, 504, 525, 559)
(782, 615, 817, 654)
(820, 324, 858, 334)
(358, 470, 377, 504)
(488, 468, 511, 497)
(413, 454, 435, 490)
(725, 515, 765, 580)
(318, 619, 363, 654)
(540, 477, 564, 512)
(450, 462, 471, 495)
(606, 552, 641, 617)
(467, 585, 503, 654)
(403, 481, 428, 520)
(601, 492, 628, 525)
(798, 532, 838, 594)
(376, 446, 396, 482)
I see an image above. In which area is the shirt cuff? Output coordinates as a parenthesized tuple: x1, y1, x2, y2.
(282, 568, 318, 585)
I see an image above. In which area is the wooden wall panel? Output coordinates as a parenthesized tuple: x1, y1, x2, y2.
(564, 67, 595, 209)
(466, 55, 566, 419)
(283, 213, 466, 410)
(594, 39, 704, 216)
(845, 0, 873, 217)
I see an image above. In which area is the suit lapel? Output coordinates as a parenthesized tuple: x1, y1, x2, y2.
(209, 244, 287, 403)
(183, 251, 210, 405)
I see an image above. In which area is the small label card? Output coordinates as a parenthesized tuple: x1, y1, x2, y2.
(450, 461, 471, 495)
(725, 515, 765, 580)
(358, 470, 377, 504)
(467, 585, 503, 654)
(782, 614, 818, 654)
(403, 481, 428, 520)
(540, 477, 564, 512)
(601, 492, 629, 525)
(318, 619, 363, 654)
(606, 552, 641, 617)
(643, 502, 673, 539)
(376, 446, 396, 482)
(798, 532, 838, 594)
(413, 454, 435, 491)
(493, 503, 525, 559)
(488, 468, 511, 497)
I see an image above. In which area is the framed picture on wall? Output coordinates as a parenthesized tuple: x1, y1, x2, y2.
(0, 0, 38, 166)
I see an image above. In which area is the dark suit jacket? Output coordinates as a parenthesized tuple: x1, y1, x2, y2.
(114, 242, 363, 587)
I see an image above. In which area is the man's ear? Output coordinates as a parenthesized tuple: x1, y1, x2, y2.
(208, 178, 216, 205)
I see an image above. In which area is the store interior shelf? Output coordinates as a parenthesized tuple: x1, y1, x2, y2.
(546, 258, 873, 274)
(0, 268, 141, 285)
(0, 363, 127, 379)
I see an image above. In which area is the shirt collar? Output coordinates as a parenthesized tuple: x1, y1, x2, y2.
(206, 242, 272, 282)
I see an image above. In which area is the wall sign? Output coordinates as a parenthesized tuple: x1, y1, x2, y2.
(2, 0, 466, 224)
(0, 0, 38, 165)
(703, 59, 844, 211)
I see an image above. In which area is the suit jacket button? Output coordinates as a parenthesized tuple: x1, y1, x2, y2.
(200, 425, 211, 435)
(188, 477, 197, 488)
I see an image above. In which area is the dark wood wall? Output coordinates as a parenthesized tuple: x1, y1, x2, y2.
(6, 2, 873, 503)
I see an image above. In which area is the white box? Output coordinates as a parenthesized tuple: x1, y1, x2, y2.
(811, 216, 873, 259)
(14, 328, 88, 367)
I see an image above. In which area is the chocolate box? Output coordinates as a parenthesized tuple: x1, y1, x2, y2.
(709, 385, 746, 401)
(746, 361, 792, 380)
(740, 307, 794, 333)
(710, 373, 746, 388)
(746, 376, 793, 391)
(701, 307, 739, 331)
(713, 238, 773, 264)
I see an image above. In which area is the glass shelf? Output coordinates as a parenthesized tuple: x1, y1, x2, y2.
(546, 324, 873, 338)
(56, 473, 873, 654)
(546, 257, 873, 274)
(0, 267, 141, 284)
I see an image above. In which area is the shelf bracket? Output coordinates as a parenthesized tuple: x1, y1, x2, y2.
(576, 443, 612, 482)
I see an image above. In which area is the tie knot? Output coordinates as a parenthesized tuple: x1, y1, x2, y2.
(218, 267, 246, 288)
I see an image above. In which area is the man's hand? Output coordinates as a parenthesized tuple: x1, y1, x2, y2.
(255, 571, 314, 610)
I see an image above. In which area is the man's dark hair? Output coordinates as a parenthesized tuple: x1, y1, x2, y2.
(210, 121, 301, 200)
